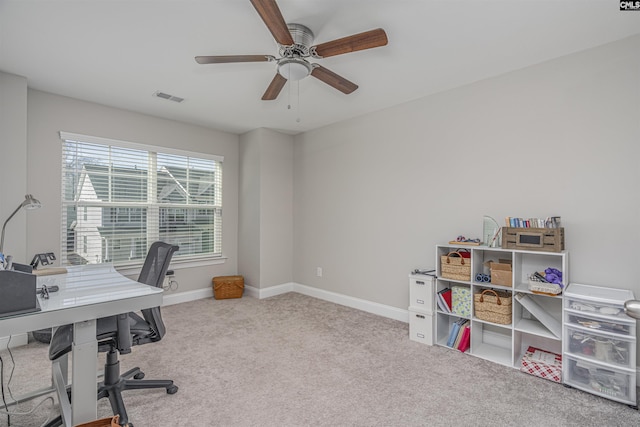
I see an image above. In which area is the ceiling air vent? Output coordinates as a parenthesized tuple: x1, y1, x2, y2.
(153, 91, 185, 103)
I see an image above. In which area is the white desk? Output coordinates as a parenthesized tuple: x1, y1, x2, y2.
(0, 264, 163, 426)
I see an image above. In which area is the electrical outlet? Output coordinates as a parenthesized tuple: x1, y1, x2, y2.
(316, 267, 323, 277)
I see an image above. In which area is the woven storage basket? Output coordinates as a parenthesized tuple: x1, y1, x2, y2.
(76, 415, 120, 427)
(528, 279, 562, 296)
(474, 289, 512, 324)
(440, 251, 471, 281)
(212, 275, 244, 299)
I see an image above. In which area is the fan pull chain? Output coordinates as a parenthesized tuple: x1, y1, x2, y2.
(287, 78, 292, 110)
(296, 80, 301, 123)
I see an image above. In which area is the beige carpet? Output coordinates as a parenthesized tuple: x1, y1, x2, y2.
(1, 292, 639, 426)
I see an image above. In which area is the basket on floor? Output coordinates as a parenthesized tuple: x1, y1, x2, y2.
(212, 275, 244, 299)
(75, 415, 121, 427)
(474, 289, 512, 324)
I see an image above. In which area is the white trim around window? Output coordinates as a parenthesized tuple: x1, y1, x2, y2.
(59, 131, 224, 268)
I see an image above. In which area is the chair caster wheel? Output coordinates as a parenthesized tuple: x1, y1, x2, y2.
(133, 372, 145, 379)
(167, 385, 178, 394)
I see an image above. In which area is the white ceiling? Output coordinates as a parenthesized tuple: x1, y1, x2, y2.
(1, 1, 639, 135)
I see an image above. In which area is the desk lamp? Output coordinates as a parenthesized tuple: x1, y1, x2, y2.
(624, 300, 640, 320)
(0, 194, 41, 254)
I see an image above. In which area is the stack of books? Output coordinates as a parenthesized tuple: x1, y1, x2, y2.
(504, 216, 561, 228)
(446, 319, 470, 353)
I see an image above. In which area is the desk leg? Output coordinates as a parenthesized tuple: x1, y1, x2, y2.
(71, 319, 98, 425)
(52, 359, 72, 426)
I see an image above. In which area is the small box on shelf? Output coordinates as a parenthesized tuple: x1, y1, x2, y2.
(490, 260, 512, 287)
(502, 227, 564, 253)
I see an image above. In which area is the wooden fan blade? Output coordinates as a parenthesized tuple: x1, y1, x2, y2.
(312, 28, 388, 58)
(311, 65, 358, 94)
(250, 0, 294, 46)
(195, 55, 274, 64)
(262, 73, 287, 100)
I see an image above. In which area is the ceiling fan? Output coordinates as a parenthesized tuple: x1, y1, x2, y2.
(195, 0, 388, 100)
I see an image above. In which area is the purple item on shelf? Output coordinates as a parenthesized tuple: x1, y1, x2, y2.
(545, 268, 563, 285)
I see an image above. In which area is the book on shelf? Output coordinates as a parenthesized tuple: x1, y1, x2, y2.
(437, 288, 452, 313)
(446, 319, 468, 348)
(504, 216, 561, 229)
(453, 320, 468, 349)
(457, 324, 471, 353)
(446, 320, 462, 347)
(451, 285, 471, 317)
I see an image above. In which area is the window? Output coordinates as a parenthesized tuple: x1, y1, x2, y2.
(60, 132, 223, 266)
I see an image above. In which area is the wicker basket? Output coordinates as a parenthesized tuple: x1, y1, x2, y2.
(528, 279, 562, 296)
(76, 415, 120, 427)
(212, 275, 244, 299)
(474, 289, 512, 324)
(440, 251, 471, 281)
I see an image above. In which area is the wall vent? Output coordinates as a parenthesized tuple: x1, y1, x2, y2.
(153, 91, 185, 103)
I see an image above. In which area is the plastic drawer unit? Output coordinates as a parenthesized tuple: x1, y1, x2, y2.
(563, 283, 636, 407)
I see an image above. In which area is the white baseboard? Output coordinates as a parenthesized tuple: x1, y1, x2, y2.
(244, 282, 294, 299)
(293, 283, 409, 323)
(243, 284, 260, 298)
(244, 281, 409, 323)
(163, 287, 213, 306)
(0, 333, 29, 349)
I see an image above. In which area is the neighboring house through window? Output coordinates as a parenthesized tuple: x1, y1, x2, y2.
(60, 132, 223, 267)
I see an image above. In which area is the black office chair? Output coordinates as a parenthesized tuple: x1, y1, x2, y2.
(47, 242, 179, 427)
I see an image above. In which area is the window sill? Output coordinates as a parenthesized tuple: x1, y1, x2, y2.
(115, 255, 227, 277)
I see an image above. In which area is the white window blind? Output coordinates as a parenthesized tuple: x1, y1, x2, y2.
(60, 132, 223, 266)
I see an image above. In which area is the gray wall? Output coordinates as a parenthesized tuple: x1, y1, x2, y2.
(25, 90, 240, 292)
(3, 33, 639, 313)
(293, 34, 640, 309)
(0, 72, 29, 262)
(238, 131, 262, 288)
(258, 129, 293, 287)
(239, 128, 293, 288)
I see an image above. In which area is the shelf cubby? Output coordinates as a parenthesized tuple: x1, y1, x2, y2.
(435, 244, 568, 369)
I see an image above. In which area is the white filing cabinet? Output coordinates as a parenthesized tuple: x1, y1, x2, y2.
(409, 273, 435, 345)
(563, 283, 637, 407)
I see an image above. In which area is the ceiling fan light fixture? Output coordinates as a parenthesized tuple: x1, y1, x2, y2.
(277, 58, 312, 81)
(196, 0, 389, 100)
